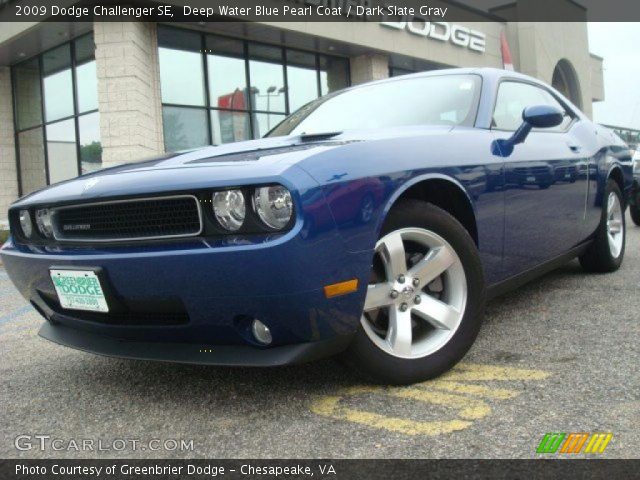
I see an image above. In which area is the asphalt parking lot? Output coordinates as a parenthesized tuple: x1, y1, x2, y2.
(1, 212, 638, 460)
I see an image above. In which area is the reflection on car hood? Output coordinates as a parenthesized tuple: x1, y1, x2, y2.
(13, 126, 453, 207)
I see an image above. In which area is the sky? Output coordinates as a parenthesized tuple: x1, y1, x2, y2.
(588, 23, 640, 130)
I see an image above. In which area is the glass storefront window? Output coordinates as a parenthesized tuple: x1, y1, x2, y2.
(76, 60, 98, 113)
(46, 119, 78, 184)
(253, 112, 286, 138)
(75, 34, 95, 64)
(206, 37, 247, 109)
(248, 44, 286, 113)
(211, 110, 251, 145)
(157, 26, 350, 151)
(12, 33, 101, 195)
(42, 44, 74, 122)
(78, 112, 102, 174)
(158, 28, 205, 107)
(287, 50, 318, 112)
(159, 48, 206, 106)
(162, 106, 209, 152)
(75, 34, 98, 114)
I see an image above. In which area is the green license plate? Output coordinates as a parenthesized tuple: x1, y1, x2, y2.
(50, 269, 109, 313)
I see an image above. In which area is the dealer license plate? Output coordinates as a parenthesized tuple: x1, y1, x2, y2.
(50, 269, 109, 312)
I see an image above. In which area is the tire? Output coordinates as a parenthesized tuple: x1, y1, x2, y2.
(579, 179, 626, 273)
(631, 204, 640, 227)
(344, 200, 486, 385)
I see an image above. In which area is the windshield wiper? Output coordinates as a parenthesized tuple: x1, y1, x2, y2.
(298, 131, 343, 142)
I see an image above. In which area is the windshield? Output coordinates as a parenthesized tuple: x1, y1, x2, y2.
(268, 74, 481, 137)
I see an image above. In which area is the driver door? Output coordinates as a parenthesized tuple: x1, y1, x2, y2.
(492, 81, 588, 275)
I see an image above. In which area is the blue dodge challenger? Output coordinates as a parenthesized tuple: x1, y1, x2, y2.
(1, 68, 633, 384)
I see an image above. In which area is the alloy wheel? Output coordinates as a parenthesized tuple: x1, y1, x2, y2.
(606, 191, 624, 259)
(361, 228, 467, 359)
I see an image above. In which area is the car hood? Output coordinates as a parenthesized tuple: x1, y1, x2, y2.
(13, 126, 453, 207)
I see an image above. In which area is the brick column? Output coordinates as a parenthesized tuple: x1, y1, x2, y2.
(349, 53, 389, 85)
(94, 22, 164, 168)
(0, 67, 18, 225)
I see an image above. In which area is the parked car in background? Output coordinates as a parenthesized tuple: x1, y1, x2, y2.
(553, 161, 579, 183)
(505, 161, 555, 189)
(1, 68, 633, 384)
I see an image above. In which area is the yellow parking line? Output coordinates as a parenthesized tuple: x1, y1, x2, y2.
(426, 380, 519, 400)
(311, 395, 473, 436)
(387, 388, 490, 420)
(310, 363, 551, 437)
(441, 363, 550, 382)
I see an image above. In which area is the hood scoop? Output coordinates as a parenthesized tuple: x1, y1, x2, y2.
(186, 140, 349, 165)
(299, 131, 343, 142)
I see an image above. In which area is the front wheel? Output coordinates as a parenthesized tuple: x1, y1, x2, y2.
(344, 201, 485, 385)
(579, 179, 626, 272)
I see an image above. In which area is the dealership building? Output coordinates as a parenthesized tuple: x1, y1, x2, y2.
(0, 0, 604, 223)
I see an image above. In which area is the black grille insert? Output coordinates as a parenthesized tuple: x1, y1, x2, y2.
(40, 294, 190, 326)
(54, 196, 202, 242)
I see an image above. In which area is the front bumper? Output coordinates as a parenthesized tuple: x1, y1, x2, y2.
(1, 224, 372, 365)
(38, 322, 353, 366)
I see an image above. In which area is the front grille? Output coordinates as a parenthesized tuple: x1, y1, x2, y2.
(51, 309, 190, 326)
(40, 294, 190, 326)
(53, 196, 202, 242)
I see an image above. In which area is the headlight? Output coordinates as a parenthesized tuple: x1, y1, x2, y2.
(19, 210, 33, 238)
(212, 190, 246, 231)
(35, 208, 54, 238)
(253, 185, 293, 230)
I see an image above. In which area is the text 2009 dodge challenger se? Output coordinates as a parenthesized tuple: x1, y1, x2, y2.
(1, 68, 633, 384)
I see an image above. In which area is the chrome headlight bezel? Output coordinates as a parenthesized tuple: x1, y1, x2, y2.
(252, 185, 294, 231)
(18, 210, 33, 239)
(35, 208, 54, 238)
(212, 189, 246, 232)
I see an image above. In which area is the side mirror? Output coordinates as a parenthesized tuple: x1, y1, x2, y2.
(492, 105, 565, 157)
(522, 105, 565, 129)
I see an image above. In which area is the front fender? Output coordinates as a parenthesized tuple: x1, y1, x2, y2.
(309, 171, 477, 255)
(375, 173, 476, 240)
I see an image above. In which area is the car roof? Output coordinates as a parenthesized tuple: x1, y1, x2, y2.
(362, 67, 540, 87)
(350, 67, 586, 122)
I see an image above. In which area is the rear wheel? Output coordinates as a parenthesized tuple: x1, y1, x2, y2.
(345, 200, 485, 385)
(579, 179, 626, 272)
(631, 203, 640, 226)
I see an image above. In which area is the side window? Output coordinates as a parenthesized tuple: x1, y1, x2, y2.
(492, 81, 573, 132)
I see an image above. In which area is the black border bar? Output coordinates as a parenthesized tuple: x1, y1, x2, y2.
(3, 0, 640, 22)
(2, 459, 640, 480)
